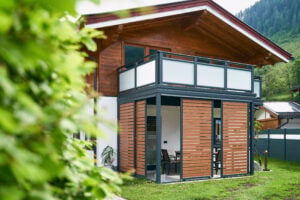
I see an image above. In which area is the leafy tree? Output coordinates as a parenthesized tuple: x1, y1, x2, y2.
(243, 0, 300, 100)
(0, 0, 126, 199)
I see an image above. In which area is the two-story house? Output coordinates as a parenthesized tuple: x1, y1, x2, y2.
(83, 0, 291, 183)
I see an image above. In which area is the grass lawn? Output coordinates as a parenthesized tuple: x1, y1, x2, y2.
(120, 158, 300, 200)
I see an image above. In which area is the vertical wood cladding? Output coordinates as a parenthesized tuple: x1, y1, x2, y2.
(98, 19, 252, 96)
(135, 100, 146, 176)
(119, 102, 135, 172)
(182, 99, 212, 178)
(99, 41, 122, 96)
(223, 102, 248, 175)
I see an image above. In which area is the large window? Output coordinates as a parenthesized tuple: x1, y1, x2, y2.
(124, 44, 170, 67)
(125, 45, 145, 66)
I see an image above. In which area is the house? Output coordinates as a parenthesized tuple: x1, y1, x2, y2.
(83, 0, 292, 183)
(255, 102, 300, 129)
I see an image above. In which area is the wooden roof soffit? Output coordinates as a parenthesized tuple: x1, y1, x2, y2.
(193, 24, 247, 59)
(85, 0, 292, 64)
(248, 52, 278, 67)
(111, 24, 123, 42)
(183, 10, 208, 32)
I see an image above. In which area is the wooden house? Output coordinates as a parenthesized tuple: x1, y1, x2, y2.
(255, 102, 300, 129)
(83, 0, 291, 183)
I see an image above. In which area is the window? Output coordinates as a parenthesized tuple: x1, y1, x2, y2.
(214, 119, 222, 144)
(213, 100, 222, 145)
(125, 45, 145, 66)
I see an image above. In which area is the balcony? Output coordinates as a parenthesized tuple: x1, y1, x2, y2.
(118, 51, 261, 98)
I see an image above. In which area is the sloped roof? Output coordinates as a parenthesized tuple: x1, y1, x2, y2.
(84, 0, 292, 64)
(263, 102, 300, 119)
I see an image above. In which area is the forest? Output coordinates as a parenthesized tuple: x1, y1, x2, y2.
(237, 0, 300, 101)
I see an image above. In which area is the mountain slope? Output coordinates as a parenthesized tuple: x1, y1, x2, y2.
(237, 0, 300, 44)
(237, 0, 300, 101)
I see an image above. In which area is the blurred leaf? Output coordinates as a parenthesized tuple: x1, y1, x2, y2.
(0, 11, 12, 33)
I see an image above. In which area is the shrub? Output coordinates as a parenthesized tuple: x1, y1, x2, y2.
(0, 0, 124, 199)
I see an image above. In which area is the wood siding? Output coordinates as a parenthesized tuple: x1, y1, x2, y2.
(97, 13, 267, 96)
(258, 118, 279, 130)
(223, 102, 248, 175)
(135, 100, 146, 176)
(182, 99, 212, 178)
(119, 102, 135, 172)
(99, 41, 122, 96)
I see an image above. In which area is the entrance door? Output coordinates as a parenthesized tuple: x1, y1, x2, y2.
(182, 99, 212, 180)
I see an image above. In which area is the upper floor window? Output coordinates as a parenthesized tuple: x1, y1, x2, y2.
(125, 45, 145, 66)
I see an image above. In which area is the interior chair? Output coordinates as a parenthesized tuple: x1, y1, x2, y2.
(161, 149, 177, 174)
(213, 150, 222, 175)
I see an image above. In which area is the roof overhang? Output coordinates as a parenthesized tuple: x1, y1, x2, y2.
(84, 0, 292, 64)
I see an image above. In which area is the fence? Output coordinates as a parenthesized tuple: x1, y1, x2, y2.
(256, 129, 300, 162)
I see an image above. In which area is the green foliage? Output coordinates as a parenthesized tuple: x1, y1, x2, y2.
(0, 0, 126, 199)
(237, 0, 300, 42)
(254, 120, 263, 135)
(239, 0, 300, 101)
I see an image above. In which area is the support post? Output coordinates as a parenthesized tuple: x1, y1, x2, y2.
(284, 129, 287, 160)
(224, 62, 228, 90)
(155, 94, 162, 183)
(267, 129, 270, 157)
(250, 103, 254, 175)
(194, 57, 197, 87)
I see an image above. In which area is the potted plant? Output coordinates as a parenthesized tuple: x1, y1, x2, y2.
(101, 145, 115, 169)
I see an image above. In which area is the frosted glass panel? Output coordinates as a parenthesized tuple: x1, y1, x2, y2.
(162, 60, 194, 85)
(254, 80, 261, 97)
(227, 69, 251, 91)
(197, 64, 224, 88)
(119, 69, 135, 91)
(137, 60, 156, 87)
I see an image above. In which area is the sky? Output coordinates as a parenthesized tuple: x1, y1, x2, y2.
(77, 0, 260, 15)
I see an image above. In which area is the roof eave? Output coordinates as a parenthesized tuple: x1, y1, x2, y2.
(84, 0, 292, 63)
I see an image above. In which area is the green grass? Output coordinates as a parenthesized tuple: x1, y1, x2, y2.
(120, 158, 300, 200)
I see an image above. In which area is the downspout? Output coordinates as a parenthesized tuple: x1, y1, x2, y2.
(88, 55, 99, 165)
(277, 118, 289, 129)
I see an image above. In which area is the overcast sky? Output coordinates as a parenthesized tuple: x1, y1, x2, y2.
(77, 0, 260, 15)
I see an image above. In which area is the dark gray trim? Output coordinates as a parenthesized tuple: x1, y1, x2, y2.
(220, 100, 223, 178)
(182, 176, 211, 181)
(224, 62, 228, 90)
(249, 103, 255, 175)
(158, 52, 163, 85)
(163, 57, 194, 64)
(117, 100, 120, 171)
(144, 100, 147, 177)
(119, 85, 257, 105)
(267, 129, 270, 157)
(155, 94, 162, 183)
(211, 101, 214, 178)
(222, 173, 249, 178)
(194, 57, 197, 87)
(134, 66, 137, 89)
(284, 128, 287, 160)
(133, 101, 137, 174)
(180, 98, 183, 181)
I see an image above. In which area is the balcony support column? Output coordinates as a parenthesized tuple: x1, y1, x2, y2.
(155, 94, 162, 183)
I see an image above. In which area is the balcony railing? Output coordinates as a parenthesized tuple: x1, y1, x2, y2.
(118, 51, 262, 98)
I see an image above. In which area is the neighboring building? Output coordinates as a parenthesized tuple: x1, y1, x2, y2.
(83, 0, 291, 183)
(255, 102, 300, 129)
